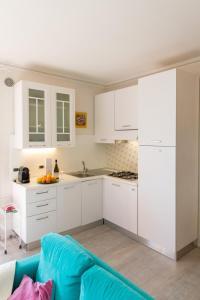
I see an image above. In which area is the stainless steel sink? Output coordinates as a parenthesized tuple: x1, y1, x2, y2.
(69, 172, 94, 178)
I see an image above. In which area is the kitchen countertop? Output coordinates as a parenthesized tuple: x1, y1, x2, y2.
(13, 168, 138, 189)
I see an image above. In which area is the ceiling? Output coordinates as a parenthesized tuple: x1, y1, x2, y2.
(0, 0, 200, 85)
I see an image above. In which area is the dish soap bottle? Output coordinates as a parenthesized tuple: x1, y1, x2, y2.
(54, 159, 60, 179)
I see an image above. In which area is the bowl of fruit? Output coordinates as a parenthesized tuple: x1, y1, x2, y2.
(37, 174, 58, 184)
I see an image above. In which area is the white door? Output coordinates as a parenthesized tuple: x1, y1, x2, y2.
(95, 91, 115, 143)
(82, 179, 102, 225)
(57, 183, 82, 232)
(23, 81, 51, 148)
(138, 146, 176, 256)
(138, 69, 176, 146)
(115, 85, 138, 130)
(52, 86, 75, 147)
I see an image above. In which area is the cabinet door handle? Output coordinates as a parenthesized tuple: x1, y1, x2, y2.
(36, 204, 48, 208)
(36, 216, 48, 221)
(112, 183, 120, 187)
(131, 188, 135, 191)
(122, 124, 131, 128)
(100, 138, 107, 141)
(152, 140, 162, 143)
(36, 191, 48, 195)
(64, 186, 74, 190)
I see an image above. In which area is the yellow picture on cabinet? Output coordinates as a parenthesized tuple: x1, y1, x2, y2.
(75, 112, 87, 128)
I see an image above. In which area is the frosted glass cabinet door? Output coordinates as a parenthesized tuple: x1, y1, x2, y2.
(28, 88, 45, 143)
(25, 82, 51, 148)
(52, 87, 75, 147)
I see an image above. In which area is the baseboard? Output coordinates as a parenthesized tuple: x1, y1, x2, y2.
(176, 241, 197, 260)
(103, 219, 138, 241)
(24, 219, 104, 251)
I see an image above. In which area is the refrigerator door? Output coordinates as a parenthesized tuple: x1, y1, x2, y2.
(138, 146, 176, 258)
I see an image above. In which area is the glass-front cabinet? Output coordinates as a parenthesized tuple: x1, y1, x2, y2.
(52, 87, 75, 147)
(14, 81, 75, 149)
(28, 88, 46, 144)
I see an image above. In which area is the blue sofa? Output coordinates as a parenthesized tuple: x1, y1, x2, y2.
(12, 233, 154, 300)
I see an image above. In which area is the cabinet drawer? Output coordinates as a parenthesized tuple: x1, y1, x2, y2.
(29, 187, 57, 203)
(27, 198, 56, 217)
(27, 211, 57, 243)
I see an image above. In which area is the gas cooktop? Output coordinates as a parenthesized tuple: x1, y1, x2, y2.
(109, 171, 138, 181)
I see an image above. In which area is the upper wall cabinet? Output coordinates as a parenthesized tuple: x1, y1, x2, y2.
(14, 80, 75, 149)
(95, 85, 138, 143)
(95, 91, 116, 143)
(115, 85, 138, 130)
(138, 70, 176, 146)
(51, 86, 75, 147)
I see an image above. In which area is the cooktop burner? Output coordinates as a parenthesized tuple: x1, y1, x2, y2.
(109, 171, 138, 181)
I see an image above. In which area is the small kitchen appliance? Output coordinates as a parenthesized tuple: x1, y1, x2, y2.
(18, 167, 30, 183)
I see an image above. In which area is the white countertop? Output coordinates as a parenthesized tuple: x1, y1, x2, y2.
(13, 171, 138, 189)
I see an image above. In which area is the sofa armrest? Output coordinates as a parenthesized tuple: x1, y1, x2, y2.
(12, 254, 40, 291)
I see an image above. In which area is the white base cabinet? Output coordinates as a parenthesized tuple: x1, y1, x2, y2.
(103, 179, 137, 235)
(57, 183, 82, 233)
(12, 177, 137, 245)
(82, 179, 102, 225)
(12, 185, 57, 244)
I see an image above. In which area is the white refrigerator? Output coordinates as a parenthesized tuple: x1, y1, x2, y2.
(138, 69, 199, 259)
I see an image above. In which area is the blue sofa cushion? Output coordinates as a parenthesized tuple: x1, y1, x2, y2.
(67, 236, 153, 299)
(13, 254, 40, 291)
(36, 233, 94, 300)
(80, 265, 147, 300)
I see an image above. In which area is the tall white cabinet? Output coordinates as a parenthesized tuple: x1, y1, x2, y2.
(14, 80, 75, 149)
(138, 69, 199, 259)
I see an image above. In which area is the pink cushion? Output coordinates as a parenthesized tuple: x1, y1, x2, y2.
(8, 275, 52, 300)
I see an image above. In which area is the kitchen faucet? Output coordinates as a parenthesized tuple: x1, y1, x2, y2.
(82, 161, 88, 174)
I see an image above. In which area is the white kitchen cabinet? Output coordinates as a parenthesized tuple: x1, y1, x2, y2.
(14, 81, 51, 148)
(138, 69, 176, 146)
(95, 91, 115, 143)
(94, 87, 138, 143)
(52, 86, 75, 147)
(12, 184, 57, 244)
(27, 211, 57, 244)
(138, 146, 176, 256)
(138, 69, 199, 259)
(103, 179, 137, 235)
(82, 179, 102, 225)
(115, 85, 138, 130)
(57, 183, 82, 232)
(14, 80, 75, 149)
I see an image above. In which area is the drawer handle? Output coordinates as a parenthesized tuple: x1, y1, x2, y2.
(36, 191, 48, 195)
(131, 188, 135, 191)
(64, 186, 74, 190)
(122, 125, 131, 128)
(112, 183, 120, 187)
(101, 138, 107, 141)
(36, 216, 48, 221)
(36, 204, 49, 208)
(88, 182, 97, 186)
(152, 140, 162, 143)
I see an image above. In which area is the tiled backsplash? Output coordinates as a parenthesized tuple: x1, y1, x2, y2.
(105, 141, 138, 172)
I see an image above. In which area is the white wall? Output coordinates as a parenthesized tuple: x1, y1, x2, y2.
(0, 65, 106, 199)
